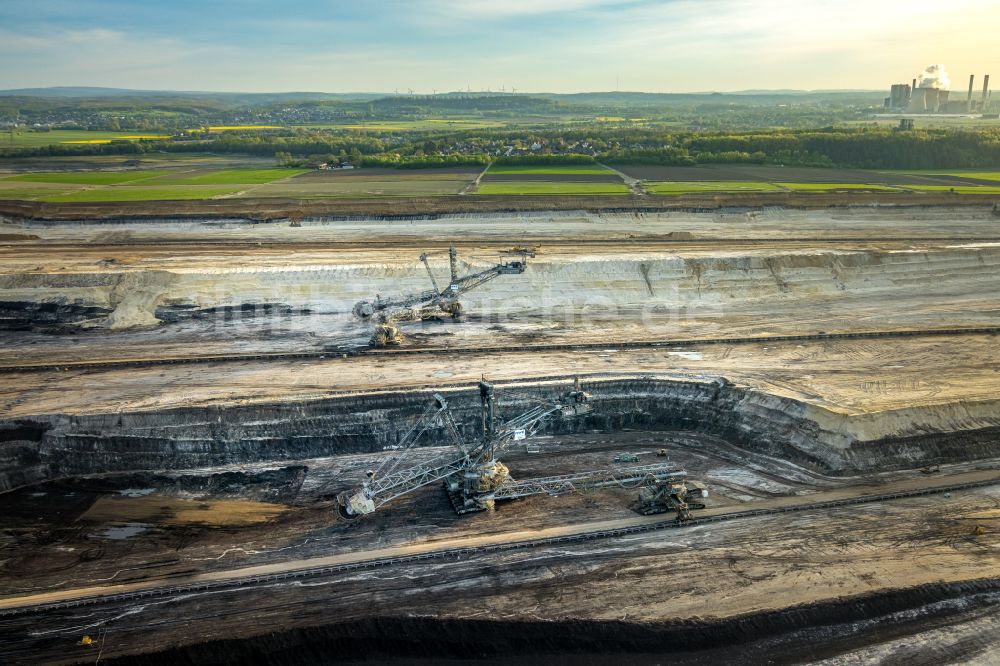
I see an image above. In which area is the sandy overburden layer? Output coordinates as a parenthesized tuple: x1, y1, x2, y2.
(2, 246, 999, 331)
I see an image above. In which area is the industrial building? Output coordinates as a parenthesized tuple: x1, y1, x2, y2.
(885, 71, 991, 114)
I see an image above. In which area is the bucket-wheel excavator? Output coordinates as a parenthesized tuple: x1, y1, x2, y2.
(353, 246, 533, 346)
(337, 378, 708, 519)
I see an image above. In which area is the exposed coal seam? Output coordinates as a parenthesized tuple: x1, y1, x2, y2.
(96, 577, 1000, 665)
(4, 377, 1000, 493)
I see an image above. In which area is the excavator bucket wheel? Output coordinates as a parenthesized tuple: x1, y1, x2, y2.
(335, 492, 362, 520)
(371, 325, 402, 347)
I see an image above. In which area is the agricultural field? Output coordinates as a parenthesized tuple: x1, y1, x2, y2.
(474, 181, 629, 195)
(594, 116, 646, 123)
(0, 153, 277, 172)
(471, 162, 629, 195)
(0, 182, 84, 200)
(195, 126, 283, 131)
(3, 161, 1000, 202)
(249, 168, 481, 198)
(2, 129, 172, 147)
(895, 185, 1000, 194)
(884, 170, 1000, 184)
(146, 168, 307, 185)
(3, 171, 162, 185)
(487, 164, 615, 176)
(0, 166, 488, 201)
(775, 182, 902, 192)
(612, 164, 1000, 196)
(3, 126, 289, 149)
(612, 164, 954, 185)
(645, 181, 785, 194)
(302, 119, 507, 131)
(0, 167, 305, 202)
(41, 186, 245, 202)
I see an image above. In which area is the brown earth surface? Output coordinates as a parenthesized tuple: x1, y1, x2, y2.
(1, 203, 999, 663)
(3, 191, 1000, 220)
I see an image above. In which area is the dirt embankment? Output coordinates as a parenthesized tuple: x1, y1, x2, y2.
(2, 191, 1000, 221)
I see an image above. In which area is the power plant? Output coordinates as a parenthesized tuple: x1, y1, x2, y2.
(884, 65, 992, 114)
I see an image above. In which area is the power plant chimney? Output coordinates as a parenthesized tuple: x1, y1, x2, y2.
(912, 77, 917, 91)
(967, 74, 975, 112)
(984, 74, 991, 111)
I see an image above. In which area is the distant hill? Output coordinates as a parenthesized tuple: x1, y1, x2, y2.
(0, 87, 384, 102)
(0, 86, 884, 100)
(0, 86, 152, 97)
(536, 90, 886, 106)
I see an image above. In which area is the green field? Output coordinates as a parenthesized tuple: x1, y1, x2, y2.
(41, 186, 243, 202)
(249, 174, 476, 198)
(4, 171, 162, 185)
(0, 153, 277, 172)
(475, 181, 629, 195)
(0, 167, 480, 200)
(0, 183, 86, 199)
(2, 129, 171, 148)
(885, 170, 1000, 183)
(775, 183, 903, 192)
(0, 167, 306, 201)
(646, 181, 785, 194)
(147, 168, 307, 185)
(897, 185, 1000, 194)
(487, 164, 613, 175)
(5, 162, 1000, 202)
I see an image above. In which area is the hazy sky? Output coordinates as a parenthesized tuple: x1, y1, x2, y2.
(1, 0, 998, 93)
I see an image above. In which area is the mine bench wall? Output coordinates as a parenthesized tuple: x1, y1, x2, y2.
(1, 377, 998, 492)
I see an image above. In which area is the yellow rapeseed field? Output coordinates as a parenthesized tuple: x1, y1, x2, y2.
(187, 125, 284, 132)
(60, 135, 170, 144)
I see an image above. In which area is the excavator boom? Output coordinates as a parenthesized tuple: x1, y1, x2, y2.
(489, 464, 686, 501)
(353, 246, 530, 345)
(337, 378, 707, 521)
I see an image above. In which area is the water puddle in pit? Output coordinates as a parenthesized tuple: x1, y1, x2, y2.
(119, 488, 156, 497)
(99, 522, 148, 540)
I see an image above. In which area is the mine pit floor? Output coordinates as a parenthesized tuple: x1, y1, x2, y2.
(2, 431, 997, 606)
(3, 334, 998, 420)
(0, 437, 997, 663)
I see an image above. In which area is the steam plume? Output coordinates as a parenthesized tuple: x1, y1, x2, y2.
(918, 64, 950, 90)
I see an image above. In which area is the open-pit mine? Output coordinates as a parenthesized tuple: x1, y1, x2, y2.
(0, 204, 998, 664)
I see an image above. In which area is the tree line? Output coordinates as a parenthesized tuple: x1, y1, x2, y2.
(3, 127, 999, 170)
